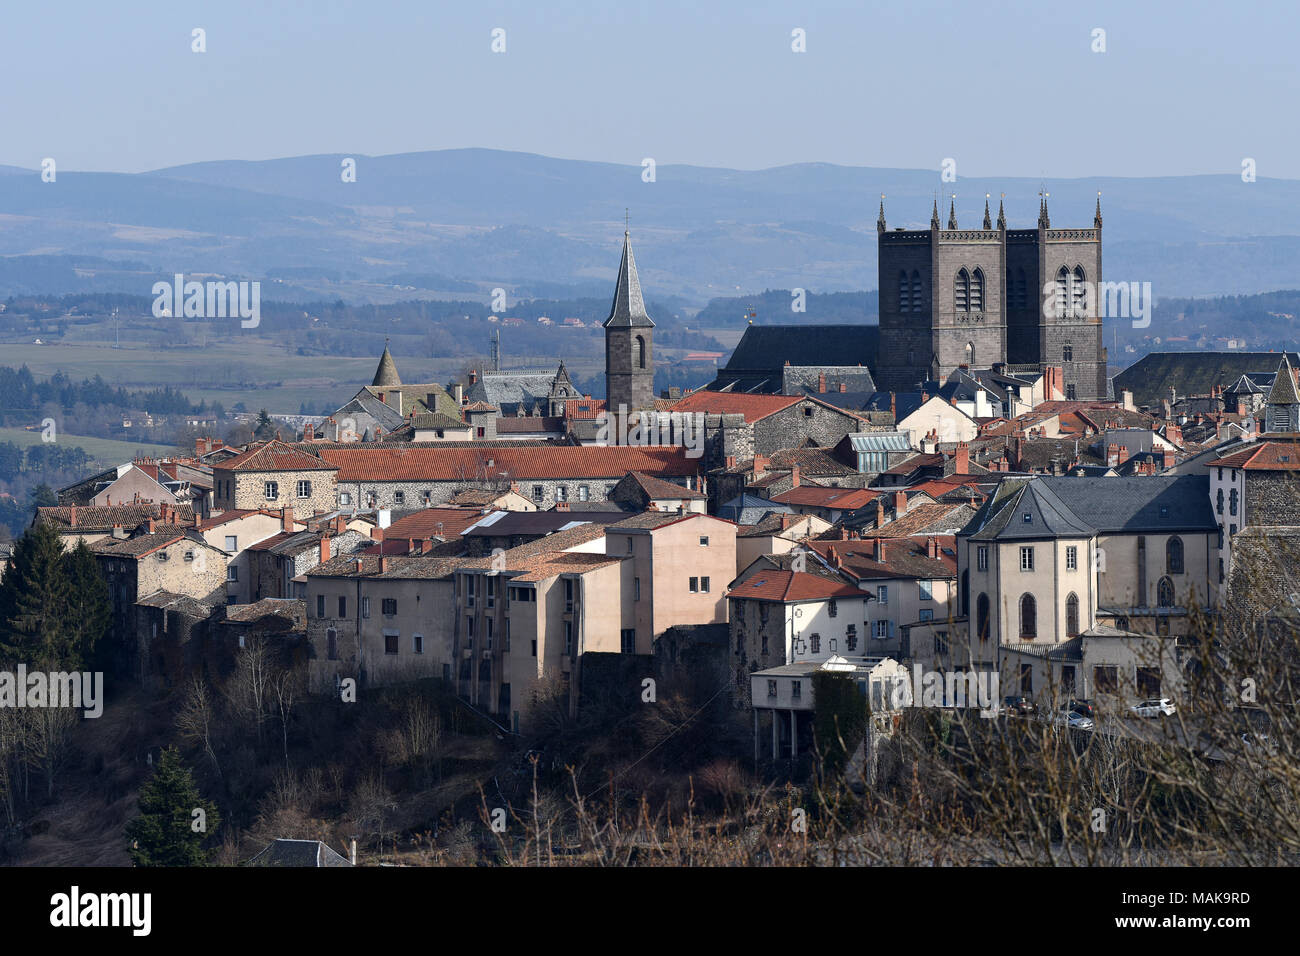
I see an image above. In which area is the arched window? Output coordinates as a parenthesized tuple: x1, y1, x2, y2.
(1072, 266, 1087, 314)
(976, 593, 990, 642)
(634, 335, 646, 369)
(911, 271, 922, 311)
(1166, 536, 1184, 574)
(965, 341, 974, 366)
(1020, 593, 1037, 638)
(1054, 267, 1069, 318)
(1062, 343, 1073, 362)
(1157, 576, 1175, 608)
(955, 268, 970, 312)
(898, 271, 910, 312)
(1066, 592, 1079, 638)
(970, 268, 984, 312)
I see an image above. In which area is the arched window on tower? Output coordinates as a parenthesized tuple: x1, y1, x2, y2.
(911, 270, 922, 311)
(970, 268, 984, 312)
(1072, 266, 1087, 315)
(898, 271, 910, 312)
(955, 268, 970, 312)
(633, 335, 646, 370)
(1055, 267, 1070, 318)
(1066, 592, 1079, 638)
(965, 342, 974, 367)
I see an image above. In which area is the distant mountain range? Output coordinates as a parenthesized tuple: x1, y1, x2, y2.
(2, 149, 1300, 303)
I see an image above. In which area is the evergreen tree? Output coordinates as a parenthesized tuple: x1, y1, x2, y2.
(62, 539, 111, 671)
(125, 747, 220, 867)
(253, 409, 275, 440)
(27, 484, 58, 508)
(0, 521, 74, 669)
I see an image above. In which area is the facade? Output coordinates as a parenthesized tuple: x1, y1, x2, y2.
(876, 197, 1107, 400)
(212, 440, 339, 519)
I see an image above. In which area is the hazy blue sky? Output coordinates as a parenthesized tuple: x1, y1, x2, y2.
(2, 0, 1293, 178)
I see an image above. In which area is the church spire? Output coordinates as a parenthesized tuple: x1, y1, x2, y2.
(371, 339, 401, 387)
(1038, 192, 1051, 229)
(996, 195, 1006, 230)
(877, 196, 886, 234)
(603, 227, 654, 329)
(982, 194, 992, 230)
(931, 198, 940, 229)
(1094, 192, 1103, 229)
(947, 198, 958, 230)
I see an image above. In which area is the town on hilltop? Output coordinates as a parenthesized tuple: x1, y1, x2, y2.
(3, 203, 1298, 868)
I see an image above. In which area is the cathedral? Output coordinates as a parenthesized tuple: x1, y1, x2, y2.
(875, 195, 1107, 400)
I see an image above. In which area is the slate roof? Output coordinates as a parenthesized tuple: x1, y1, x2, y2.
(372, 347, 401, 387)
(464, 369, 564, 415)
(246, 838, 353, 867)
(603, 231, 655, 329)
(221, 598, 306, 630)
(617, 470, 707, 500)
(967, 480, 1094, 541)
(718, 494, 795, 524)
(463, 511, 624, 538)
(410, 412, 468, 430)
(1267, 356, 1300, 406)
(1114, 351, 1300, 408)
(808, 536, 958, 581)
(720, 325, 878, 375)
(36, 502, 195, 531)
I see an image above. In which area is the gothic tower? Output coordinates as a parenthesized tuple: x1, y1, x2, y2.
(603, 229, 655, 411)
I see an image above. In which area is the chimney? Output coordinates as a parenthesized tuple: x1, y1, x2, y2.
(112, 523, 126, 539)
(840, 525, 849, 540)
(304, 422, 315, 441)
(354, 557, 364, 574)
(839, 381, 847, 393)
(955, 442, 970, 475)
(421, 538, 436, 555)
(146, 517, 156, 533)
(106, 494, 111, 505)
(921, 390, 929, 404)
(927, 536, 938, 559)
(556, 501, 570, 512)
(469, 370, 478, 386)
(350, 839, 357, 866)
(281, 506, 293, 532)
(873, 538, 886, 562)
(333, 515, 346, 534)
(319, 534, 331, 563)
(725, 455, 736, 469)
(454, 384, 464, 405)
(875, 498, 885, 527)
(371, 526, 385, 541)
(69, 504, 77, 528)
(790, 465, 800, 488)
(753, 455, 770, 477)
(818, 372, 827, 393)
(1162, 448, 1174, 470)
(889, 392, 896, 418)
(275, 429, 282, 441)
(380, 555, 390, 574)
(893, 490, 907, 515)
(1107, 443, 1121, 466)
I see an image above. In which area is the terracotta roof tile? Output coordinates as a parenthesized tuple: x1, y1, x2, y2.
(316, 445, 700, 482)
(727, 570, 863, 603)
(668, 390, 802, 423)
(215, 440, 338, 473)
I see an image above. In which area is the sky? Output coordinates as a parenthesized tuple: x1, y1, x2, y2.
(1, 0, 1294, 179)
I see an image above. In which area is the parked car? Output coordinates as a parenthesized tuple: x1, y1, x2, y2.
(1003, 695, 1034, 716)
(1047, 708, 1094, 731)
(1067, 699, 1096, 719)
(1130, 698, 1177, 718)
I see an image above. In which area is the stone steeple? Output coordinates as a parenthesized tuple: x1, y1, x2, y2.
(371, 341, 401, 387)
(1038, 194, 1051, 229)
(603, 230, 655, 330)
(947, 199, 958, 230)
(1094, 193, 1103, 229)
(982, 196, 992, 230)
(996, 198, 1006, 230)
(604, 229, 655, 411)
(931, 198, 941, 229)
(1266, 354, 1300, 432)
(877, 197, 887, 234)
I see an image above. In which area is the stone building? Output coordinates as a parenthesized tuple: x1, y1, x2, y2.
(603, 230, 655, 413)
(212, 440, 339, 520)
(876, 196, 1107, 399)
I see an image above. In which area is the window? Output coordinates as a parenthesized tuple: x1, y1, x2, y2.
(791, 681, 801, 700)
(918, 580, 934, 601)
(699, 536, 709, 547)
(919, 608, 934, 622)
(385, 633, 398, 655)
(327, 628, 338, 660)
(531, 640, 537, 657)
(1072, 266, 1087, 314)
(634, 577, 641, 601)
(1062, 343, 1073, 362)
(1216, 488, 1224, 514)
(621, 629, 636, 654)
(1020, 546, 1034, 571)
(829, 600, 838, 618)
(976, 593, 990, 642)
(970, 268, 984, 311)
(338, 596, 346, 617)
(466, 575, 475, 606)
(564, 621, 573, 655)
(1166, 536, 1184, 574)
(634, 334, 646, 370)
(532, 485, 544, 503)
(297, 480, 312, 498)
(977, 546, 988, 572)
(874, 620, 890, 639)
(340, 492, 352, 506)
(393, 491, 405, 505)
(626, 536, 634, 554)
(768, 679, 778, 699)
(422, 490, 432, 504)
(264, 481, 278, 500)
(911, 270, 921, 311)
(361, 596, 370, 618)
(877, 585, 888, 605)
(476, 427, 486, 438)
(1054, 267, 1069, 317)
(846, 624, 857, 652)
(316, 595, 325, 617)
(578, 485, 590, 501)
(226, 565, 238, 582)
(225, 535, 238, 552)
(1219, 558, 1225, 583)
(803, 406, 814, 418)
(1094, 665, 1118, 695)
(382, 598, 397, 616)
(1023, 512, 1032, 524)
(556, 485, 568, 502)
(1020, 593, 1037, 638)
(954, 268, 970, 312)
(1157, 576, 1175, 608)
(1066, 384, 1076, 401)
(810, 633, 821, 654)
(1229, 488, 1238, 516)
(761, 628, 769, 654)
(486, 576, 495, 608)
(701, 577, 710, 592)
(965, 341, 974, 366)
(934, 631, 949, 655)
(1020, 663, 1033, 695)
(1066, 546, 1077, 571)
(1066, 592, 1079, 637)
(486, 617, 494, 648)
(413, 633, 424, 654)
(689, 577, 699, 592)
(1009, 266, 1027, 310)
(563, 578, 574, 611)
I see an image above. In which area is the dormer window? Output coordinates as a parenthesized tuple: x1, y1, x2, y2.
(1023, 512, 1032, 523)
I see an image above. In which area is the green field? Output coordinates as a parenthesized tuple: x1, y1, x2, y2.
(0, 426, 177, 464)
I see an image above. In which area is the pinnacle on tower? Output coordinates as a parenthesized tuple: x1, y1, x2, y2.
(947, 199, 958, 230)
(1038, 194, 1051, 229)
(603, 229, 655, 329)
(996, 197, 1006, 229)
(931, 198, 941, 229)
(982, 196, 992, 230)
(1094, 193, 1103, 229)
(371, 341, 401, 387)
(877, 197, 887, 234)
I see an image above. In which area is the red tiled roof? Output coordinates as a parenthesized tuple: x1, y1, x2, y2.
(624, 470, 708, 499)
(384, 508, 487, 539)
(496, 416, 564, 433)
(728, 570, 863, 603)
(564, 398, 606, 420)
(317, 445, 700, 482)
(668, 390, 801, 423)
(1212, 439, 1300, 470)
(214, 440, 337, 473)
(808, 535, 958, 579)
(771, 486, 880, 509)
